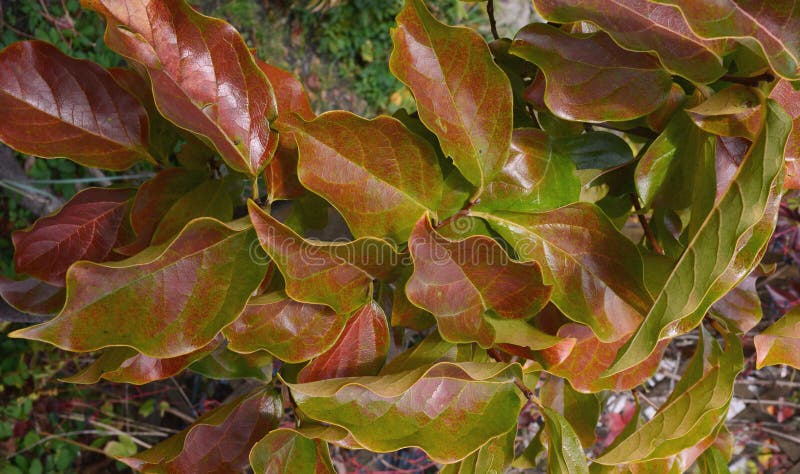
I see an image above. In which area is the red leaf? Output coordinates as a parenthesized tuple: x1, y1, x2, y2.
(769, 80, 800, 189)
(0, 277, 65, 315)
(12, 187, 133, 286)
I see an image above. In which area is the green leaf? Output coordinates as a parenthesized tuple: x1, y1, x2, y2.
(286, 362, 524, 463)
(754, 304, 800, 369)
(476, 203, 651, 342)
(607, 100, 790, 374)
(83, 0, 279, 176)
(249, 429, 335, 474)
(510, 24, 672, 122)
(541, 407, 589, 474)
(540, 377, 600, 447)
(390, 0, 513, 190)
(551, 132, 634, 171)
(292, 111, 442, 241)
(595, 330, 742, 465)
(248, 202, 398, 313)
(10, 218, 266, 358)
(695, 447, 732, 474)
(225, 292, 349, 363)
(440, 426, 515, 474)
(406, 215, 552, 347)
(122, 389, 281, 473)
(531, 0, 728, 83)
(474, 128, 580, 213)
(687, 85, 765, 139)
(189, 346, 272, 381)
(0, 41, 151, 169)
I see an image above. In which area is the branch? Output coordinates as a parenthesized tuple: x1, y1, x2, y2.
(630, 193, 665, 256)
(488, 347, 535, 401)
(486, 0, 499, 41)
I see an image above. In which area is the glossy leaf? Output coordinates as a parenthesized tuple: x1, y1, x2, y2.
(596, 331, 742, 465)
(476, 203, 651, 342)
(293, 111, 442, 241)
(531, 0, 727, 83)
(298, 301, 390, 382)
(608, 101, 790, 374)
(287, 362, 524, 463)
(83, 0, 279, 176)
(248, 202, 398, 313)
(390, 0, 512, 189)
(10, 218, 266, 358)
(755, 305, 800, 369)
(249, 429, 335, 474)
(474, 128, 580, 213)
(13, 187, 134, 286)
(63, 340, 220, 385)
(0, 40, 150, 169)
(391, 269, 437, 330)
(551, 132, 634, 170)
(225, 292, 349, 363)
(540, 377, 600, 448)
(542, 407, 589, 474)
(440, 427, 515, 474)
(769, 79, 800, 189)
(122, 389, 281, 473)
(687, 85, 765, 139)
(710, 274, 762, 333)
(510, 24, 672, 122)
(189, 346, 272, 381)
(0, 277, 65, 315)
(656, 0, 800, 79)
(406, 216, 552, 347)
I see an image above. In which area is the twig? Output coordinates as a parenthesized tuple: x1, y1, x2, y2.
(739, 398, 800, 410)
(488, 347, 535, 401)
(435, 200, 479, 230)
(170, 376, 199, 418)
(721, 73, 775, 87)
(60, 414, 155, 449)
(630, 193, 665, 255)
(486, 0, 499, 41)
(760, 426, 800, 445)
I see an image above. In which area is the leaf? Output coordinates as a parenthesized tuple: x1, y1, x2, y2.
(687, 85, 765, 139)
(122, 389, 281, 473)
(541, 323, 667, 393)
(540, 377, 600, 448)
(298, 301, 390, 382)
(286, 361, 524, 463)
(0, 277, 65, 315)
(0, 41, 150, 169)
(83, 0, 279, 176)
(709, 273, 762, 333)
(62, 340, 220, 385)
(531, 0, 727, 83)
(476, 203, 650, 342)
(379, 331, 455, 375)
(12, 187, 134, 286)
(595, 330, 742, 465)
(225, 292, 349, 363)
(249, 429, 335, 474)
(510, 24, 672, 122)
(655, 0, 800, 79)
(390, 0, 512, 190)
(440, 426, 515, 474)
(293, 111, 443, 242)
(696, 447, 732, 474)
(406, 216, 551, 347)
(607, 100, 790, 374)
(10, 218, 266, 358)
(541, 407, 589, 474)
(189, 346, 272, 381)
(248, 202, 397, 314)
(754, 305, 800, 369)
(551, 132, 634, 170)
(390, 269, 437, 331)
(474, 128, 580, 213)
(769, 80, 800, 189)
(634, 95, 716, 210)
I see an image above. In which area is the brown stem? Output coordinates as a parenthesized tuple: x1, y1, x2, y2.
(488, 347, 535, 401)
(630, 193, 665, 256)
(721, 72, 775, 87)
(435, 200, 479, 229)
(486, 0, 500, 41)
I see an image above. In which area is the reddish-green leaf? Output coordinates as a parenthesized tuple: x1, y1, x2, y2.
(769, 80, 800, 189)
(656, 0, 800, 79)
(12, 187, 134, 286)
(298, 300, 390, 382)
(406, 216, 551, 347)
(0, 41, 150, 169)
(390, 0, 512, 190)
(225, 292, 349, 363)
(248, 201, 397, 314)
(83, 0, 279, 176)
(710, 274, 762, 333)
(531, 0, 727, 83)
(541, 406, 589, 474)
(755, 305, 800, 369)
(540, 377, 599, 448)
(687, 85, 766, 139)
(510, 24, 672, 122)
(10, 218, 266, 358)
(62, 339, 220, 385)
(293, 111, 443, 241)
(189, 346, 272, 381)
(286, 362, 524, 463)
(0, 277, 65, 315)
(121, 388, 281, 473)
(249, 429, 335, 474)
(476, 204, 651, 342)
(474, 128, 580, 213)
(608, 101, 790, 374)
(391, 269, 436, 331)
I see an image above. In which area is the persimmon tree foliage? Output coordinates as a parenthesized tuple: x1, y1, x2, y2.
(1, 0, 800, 471)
